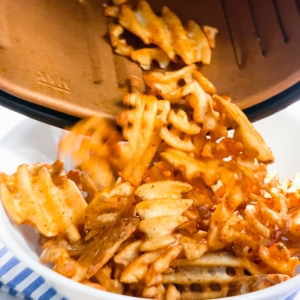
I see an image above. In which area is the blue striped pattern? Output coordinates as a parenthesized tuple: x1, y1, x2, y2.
(0, 242, 66, 299)
(285, 288, 300, 300)
(0, 240, 299, 299)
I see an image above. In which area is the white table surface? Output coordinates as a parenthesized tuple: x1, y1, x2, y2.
(1, 103, 300, 300)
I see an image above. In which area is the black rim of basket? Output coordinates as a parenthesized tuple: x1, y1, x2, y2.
(0, 81, 300, 129)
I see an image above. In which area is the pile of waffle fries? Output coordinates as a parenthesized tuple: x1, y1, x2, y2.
(105, 0, 217, 69)
(1, 1, 300, 299)
(1, 63, 300, 299)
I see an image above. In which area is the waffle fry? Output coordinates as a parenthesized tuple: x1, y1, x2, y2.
(95, 266, 124, 294)
(161, 6, 195, 65)
(144, 66, 218, 120)
(104, 5, 119, 18)
(192, 69, 217, 94)
(78, 217, 140, 278)
(139, 215, 188, 251)
(120, 249, 165, 283)
(258, 243, 299, 276)
(142, 161, 176, 183)
(126, 0, 175, 60)
(58, 116, 122, 186)
(135, 180, 193, 251)
(144, 65, 195, 102)
(182, 81, 227, 136)
(184, 179, 214, 210)
(135, 180, 192, 200)
(181, 236, 208, 260)
(166, 284, 181, 300)
(117, 93, 160, 185)
(131, 48, 171, 70)
(80, 173, 97, 203)
(160, 126, 197, 152)
(142, 284, 166, 299)
(144, 244, 183, 287)
(119, 4, 150, 44)
(105, 0, 217, 68)
(168, 109, 201, 135)
(160, 148, 253, 249)
(115, 240, 143, 267)
(251, 191, 288, 231)
(109, 23, 134, 57)
(203, 25, 219, 49)
(160, 108, 201, 152)
(0, 161, 87, 242)
(185, 20, 212, 65)
(163, 251, 286, 299)
(41, 240, 87, 281)
(171, 252, 264, 274)
(136, 198, 193, 219)
(218, 184, 290, 249)
(84, 182, 134, 230)
(164, 274, 288, 299)
(213, 95, 274, 163)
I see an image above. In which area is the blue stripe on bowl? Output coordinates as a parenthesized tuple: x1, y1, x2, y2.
(0, 247, 7, 258)
(39, 287, 59, 300)
(0, 243, 66, 300)
(0, 257, 20, 277)
(22, 277, 45, 296)
(7, 268, 33, 288)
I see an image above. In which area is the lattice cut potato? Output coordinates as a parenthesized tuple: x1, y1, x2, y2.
(0, 160, 87, 242)
(106, 0, 217, 69)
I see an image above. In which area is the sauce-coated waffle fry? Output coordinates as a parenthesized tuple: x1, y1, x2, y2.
(0, 161, 87, 242)
(105, 0, 217, 69)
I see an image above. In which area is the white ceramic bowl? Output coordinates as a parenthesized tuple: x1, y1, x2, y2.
(1, 106, 300, 300)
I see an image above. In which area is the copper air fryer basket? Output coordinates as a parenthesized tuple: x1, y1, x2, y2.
(0, 0, 300, 127)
